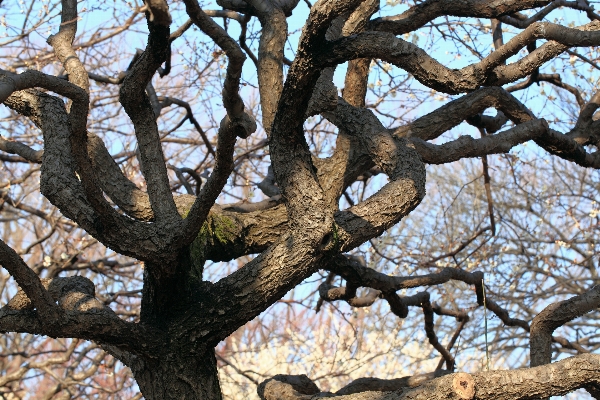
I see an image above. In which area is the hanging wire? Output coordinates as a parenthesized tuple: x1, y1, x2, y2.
(482, 278, 491, 371)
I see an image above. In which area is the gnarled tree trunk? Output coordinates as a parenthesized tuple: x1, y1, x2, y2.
(132, 348, 222, 400)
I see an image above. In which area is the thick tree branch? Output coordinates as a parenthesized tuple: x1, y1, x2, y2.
(258, 374, 320, 400)
(86, 132, 154, 221)
(222, 195, 283, 213)
(335, 370, 452, 396)
(0, 307, 163, 359)
(567, 90, 600, 145)
(411, 119, 549, 164)
(268, 0, 367, 233)
(184, 231, 322, 346)
(314, 0, 379, 210)
(530, 285, 600, 367)
(0, 69, 87, 104)
(536, 128, 600, 168)
(394, 87, 534, 141)
(120, 18, 180, 222)
(0, 264, 163, 359)
(323, 21, 600, 94)
(369, 0, 552, 34)
(180, 0, 257, 249)
(4, 90, 191, 264)
(259, 353, 600, 399)
(322, 99, 425, 250)
(0, 240, 59, 319)
(142, 0, 172, 27)
(257, 165, 280, 197)
(499, 0, 596, 28)
(255, 7, 288, 135)
(0, 134, 42, 163)
(180, 114, 254, 247)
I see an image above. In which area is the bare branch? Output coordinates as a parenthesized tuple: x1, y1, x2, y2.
(183, 0, 249, 120)
(411, 119, 549, 165)
(0, 239, 59, 318)
(239, 15, 259, 67)
(0, 135, 42, 163)
(257, 165, 280, 197)
(258, 354, 600, 399)
(394, 87, 534, 141)
(422, 294, 456, 370)
(0, 69, 87, 104)
(499, 0, 596, 28)
(530, 285, 600, 367)
(324, 21, 600, 94)
(204, 9, 246, 23)
(370, 0, 553, 34)
(506, 73, 585, 107)
(222, 195, 283, 213)
(324, 254, 484, 295)
(119, 16, 179, 222)
(5, 90, 190, 264)
(142, 0, 172, 27)
(158, 96, 216, 155)
(336, 370, 452, 396)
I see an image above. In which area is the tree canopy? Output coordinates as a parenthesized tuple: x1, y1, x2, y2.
(1, 0, 600, 398)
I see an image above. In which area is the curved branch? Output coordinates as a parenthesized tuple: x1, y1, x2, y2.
(0, 69, 87, 104)
(315, 0, 379, 210)
(499, 1, 595, 28)
(530, 285, 600, 367)
(268, 0, 366, 232)
(323, 99, 426, 250)
(394, 87, 534, 141)
(183, 0, 248, 120)
(506, 73, 585, 107)
(255, 7, 288, 135)
(119, 17, 179, 222)
(180, 0, 257, 248)
(4, 90, 191, 264)
(158, 96, 215, 156)
(86, 132, 154, 221)
(535, 128, 600, 168)
(323, 21, 600, 94)
(369, 0, 552, 34)
(411, 119, 549, 164)
(319, 282, 381, 307)
(0, 134, 42, 163)
(0, 240, 59, 319)
(324, 254, 485, 294)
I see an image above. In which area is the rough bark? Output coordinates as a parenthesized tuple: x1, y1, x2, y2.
(132, 349, 222, 400)
(3, 0, 600, 399)
(530, 285, 600, 367)
(258, 354, 600, 400)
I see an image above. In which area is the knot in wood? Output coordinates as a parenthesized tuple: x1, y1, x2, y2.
(452, 372, 475, 399)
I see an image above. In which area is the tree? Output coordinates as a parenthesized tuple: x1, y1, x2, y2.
(1, 0, 600, 398)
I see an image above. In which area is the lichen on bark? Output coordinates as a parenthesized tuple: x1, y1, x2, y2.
(181, 207, 239, 281)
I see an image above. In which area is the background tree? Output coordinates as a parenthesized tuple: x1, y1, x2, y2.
(1, 0, 600, 399)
